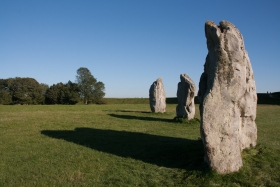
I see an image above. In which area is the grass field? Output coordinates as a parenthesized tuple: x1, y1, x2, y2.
(0, 104, 280, 186)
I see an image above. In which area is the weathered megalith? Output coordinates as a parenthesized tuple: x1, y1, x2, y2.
(149, 78, 166, 113)
(176, 74, 196, 120)
(198, 20, 257, 174)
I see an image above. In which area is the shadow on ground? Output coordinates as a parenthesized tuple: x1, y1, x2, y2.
(108, 114, 173, 123)
(104, 110, 151, 114)
(41, 128, 205, 171)
(116, 110, 151, 113)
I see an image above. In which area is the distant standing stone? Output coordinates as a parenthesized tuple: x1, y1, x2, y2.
(198, 20, 257, 174)
(176, 74, 196, 120)
(149, 78, 166, 113)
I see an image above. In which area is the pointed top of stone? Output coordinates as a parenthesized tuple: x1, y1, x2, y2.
(156, 77, 162, 82)
(180, 74, 195, 90)
(180, 74, 192, 82)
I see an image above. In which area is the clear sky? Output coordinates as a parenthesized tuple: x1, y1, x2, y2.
(1, 0, 279, 98)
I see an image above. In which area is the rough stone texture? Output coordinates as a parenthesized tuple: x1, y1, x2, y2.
(198, 20, 257, 174)
(149, 78, 166, 113)
(176, 74, 196, 120)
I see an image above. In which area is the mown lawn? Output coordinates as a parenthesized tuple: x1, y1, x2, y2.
(0, 104, 279, 186)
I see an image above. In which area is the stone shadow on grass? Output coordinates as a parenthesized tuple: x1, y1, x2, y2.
(105, 110, 151, 114)
(41, 128, 206, 171)
(108, 114, 173, 123)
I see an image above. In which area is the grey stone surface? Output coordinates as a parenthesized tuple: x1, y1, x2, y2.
(149, 78, 166, 113)
(176, 74, 196, 120)
(198, 20, 257, 174)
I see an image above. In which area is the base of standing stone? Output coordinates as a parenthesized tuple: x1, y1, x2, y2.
(173, 117, 200, 124)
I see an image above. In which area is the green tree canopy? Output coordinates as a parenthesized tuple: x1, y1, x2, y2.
(40, 83, 49, 104)
(5, 77, 44, 105)
(45, 81, 79, 105)
(0, 79, 12, 104)
(76, 67, 105, 104)
(0, 78, 46, 105)
(92, 81, 105, 104)
(65, 81, 80, 104)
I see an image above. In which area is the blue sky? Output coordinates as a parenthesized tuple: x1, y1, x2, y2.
(1, 0, 279, 98)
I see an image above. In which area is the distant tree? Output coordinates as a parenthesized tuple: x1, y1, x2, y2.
(45, 81, 80, 105)
(40, 83, 49, 104)
(0, 90, 12, 105)
(92, 81, 105, 104)
(76, 67, 105, 104)
(45, 83, 60, 104)
(56, 83, 68, 104)
(65, 81, 80, 104)
(7, 77, 44, 105)
(0, 79, 12, 104)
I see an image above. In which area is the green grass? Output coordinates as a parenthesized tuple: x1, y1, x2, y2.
(0, 104, 279, 186)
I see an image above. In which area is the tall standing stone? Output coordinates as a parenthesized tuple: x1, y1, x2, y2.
(149, 78, 166, 113)
(176, 74, 196, 120)
(198, 20, 257, 174)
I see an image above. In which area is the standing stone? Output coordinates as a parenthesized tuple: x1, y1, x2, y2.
(149, 78, 166, 113)
(198, 20, 257, 174)
(176, 74, 196, 120)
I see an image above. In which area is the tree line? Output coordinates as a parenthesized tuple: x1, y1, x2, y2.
(0, 67, 105, 105)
